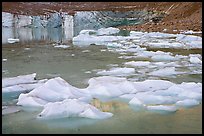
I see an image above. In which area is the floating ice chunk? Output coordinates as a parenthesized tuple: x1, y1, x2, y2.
(2, 106, 21, 115)
(176, 34, 202, 42)
(2, 59, 7, 62)
(153, 85, 184, 96)
(148, 67, 182, 77)
(87, 76, 138, 98)
(37, 99, 113, 119)
(134, 79, 174, 92)
(97, 27, 120, 36)
(30, 77, 91, 102)
(107, 42, 123, 48)
(180, 30, 202, 34)
(73, 35, 125, 46)
(2, 73, 37, 88)
(147, 105, 178, 113)
(178, 91, 202, 101)
(134, 93, 176, 105)
(54, 45, 70, 49)
(7, 38, 20, 43)
(176, 34, 202, 48)
(17, 93, 48, 107)
(145, 42, 183, 48)
(124, 61, 150, 67)
(189, 56, 202, 64)
(175, 99, 200, 108)
(151, 54, 177, 61)
(17, 77, 92, 107)
(85, 71, 92, 74)
(82, 50, 90, 53)
(145, 32, 177, 38)
(129, 31, 144, 37)
(2, 81, 46, 93)
(96, 67, 135, 76)
(178, 82, 202, 93)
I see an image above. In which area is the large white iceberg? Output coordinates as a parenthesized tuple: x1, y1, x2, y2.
(17, 77, 92, 107)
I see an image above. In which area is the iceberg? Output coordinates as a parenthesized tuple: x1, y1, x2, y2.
(17, 77, 92, 107)
(37, 99, 113, 119)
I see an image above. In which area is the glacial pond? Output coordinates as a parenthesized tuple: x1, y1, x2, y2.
(2, 11, 202, 134)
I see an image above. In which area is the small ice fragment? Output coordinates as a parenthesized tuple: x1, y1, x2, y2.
(85, 71, 91, 74)
(175, 99, 200, 108)
(82, 50, 90, 53)
(8, 38, 20, 43)
(147, 105, 177, 113)
(54, 45, 70, 49)
(189, 56, 202, 64)
(2, 59, 7, 62)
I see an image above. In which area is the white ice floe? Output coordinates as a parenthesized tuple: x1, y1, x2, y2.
(16, 75, 202, 118)
(87, 76, 138, 99)
(151, 54, 178, 61)
(37, 99, 113, 119)
(124, 61, 150, 67)
(17, 77, 92, 107)
(2, 79, 47, 93)
(54, 45, 70, 49)
(189, 56, 202, 64)
(96, 67, 135, 76)
(176, 34, 202, 48)
(7, 38, 20, 44)
(148, 67, 183, 77)
(146, 105, 178, 113)
(180, 30, 202, 34)
(2, 73, 37, 88)
(2, 59, 7, 62)
(175, 99, 200, 108)
(97, 27, 120, 36)
(73, 28, 202, 49)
